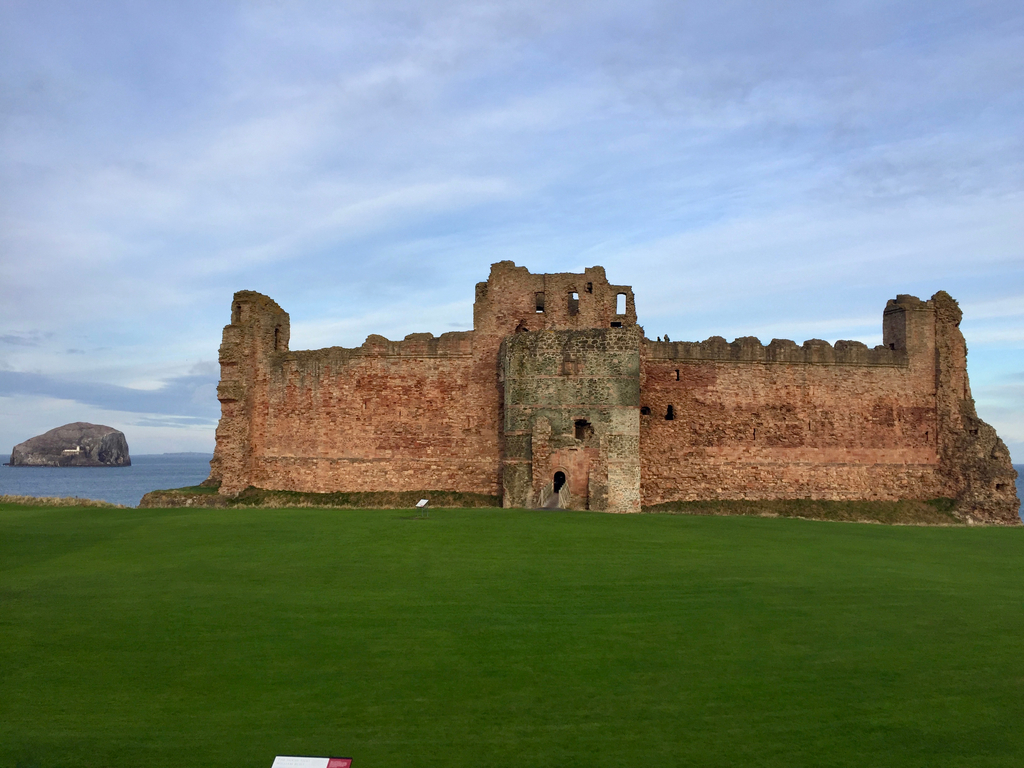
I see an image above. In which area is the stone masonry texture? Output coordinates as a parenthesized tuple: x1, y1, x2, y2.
(208, 262, 1020, 523)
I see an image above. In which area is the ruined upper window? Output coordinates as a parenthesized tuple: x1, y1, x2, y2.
(574, 419, 593, 441)
(274, 327, 280, 350)
(665, 405, 675, 420)
(586, 282, 593, 294)
(616, 293, 626, 315)
(569, 291, 579, 316)
(233, 303, 242, 323)
(535, 292, 545, 313)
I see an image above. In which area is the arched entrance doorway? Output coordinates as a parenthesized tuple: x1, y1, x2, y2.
(540, 470, 567, 509)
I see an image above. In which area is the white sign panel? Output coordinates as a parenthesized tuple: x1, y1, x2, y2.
(272, 758, 351, 768)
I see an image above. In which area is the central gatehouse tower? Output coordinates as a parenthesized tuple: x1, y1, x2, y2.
(472, 261, 642, 512)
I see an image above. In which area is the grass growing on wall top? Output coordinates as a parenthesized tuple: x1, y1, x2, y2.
(2, 503, 1023, 767)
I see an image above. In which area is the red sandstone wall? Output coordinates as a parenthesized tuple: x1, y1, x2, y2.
(639, 352, 944, 505)
(244, 333, 503, 495)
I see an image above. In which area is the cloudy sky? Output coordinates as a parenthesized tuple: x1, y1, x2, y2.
(1, 0, 1022, 459)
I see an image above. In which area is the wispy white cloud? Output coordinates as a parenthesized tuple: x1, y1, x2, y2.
(0, 0, 1022, 453)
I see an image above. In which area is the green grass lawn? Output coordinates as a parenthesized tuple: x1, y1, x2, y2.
(2, 504, 1022, 768)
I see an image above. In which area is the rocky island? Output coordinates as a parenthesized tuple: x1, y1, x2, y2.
(8, 423, 131, 467)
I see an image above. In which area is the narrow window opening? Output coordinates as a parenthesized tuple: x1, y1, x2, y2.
(232, 303, 242, 323)
(753, 428, 757, 439)
(996, 483, 1006, 491)
(553, 471, 566, 493)
(616, 293, 626, 315)
(924, 430, 929, 441)
(665, 405, 675, 421)
(535, 292, 545, 312)
(574, 419, 593, 441)
(274, 327, 280, 351)
(586, 282, 593, 293)
(640, 406, 651, 416)
(568, 291, 579, 316)
(969, 428, 979, 436)
(675, 369, 680, 381)
(610, 321, 623, 328)
(889, 342, 896, 350)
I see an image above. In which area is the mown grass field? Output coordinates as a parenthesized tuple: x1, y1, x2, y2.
(2, 503, 1022, 768)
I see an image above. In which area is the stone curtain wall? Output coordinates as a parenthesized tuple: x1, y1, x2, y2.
(248, 334, 502, 496)
(639, 292, 1020, 523)
(211, 295, 503, 497)
(639, 349, 943, 506)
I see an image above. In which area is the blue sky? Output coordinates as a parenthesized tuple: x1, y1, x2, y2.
(1, 0, 1022, 458)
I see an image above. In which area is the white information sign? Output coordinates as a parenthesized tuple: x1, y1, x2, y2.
(272, 758, 351, 768)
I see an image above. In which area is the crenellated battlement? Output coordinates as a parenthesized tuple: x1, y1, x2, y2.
(265, 332, 476, 383)
(645, 336, 907, 366)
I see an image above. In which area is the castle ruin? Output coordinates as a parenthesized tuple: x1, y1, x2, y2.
(208, 261, 1020, 524)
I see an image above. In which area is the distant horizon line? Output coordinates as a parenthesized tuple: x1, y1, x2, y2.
(2, 451, 214, 462)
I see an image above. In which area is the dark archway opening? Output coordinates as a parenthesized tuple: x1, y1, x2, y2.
(553, 471, 566, 493)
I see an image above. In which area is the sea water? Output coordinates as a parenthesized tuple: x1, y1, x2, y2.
(0, 454, 213, 508)
(1, 456, 1022, 517)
